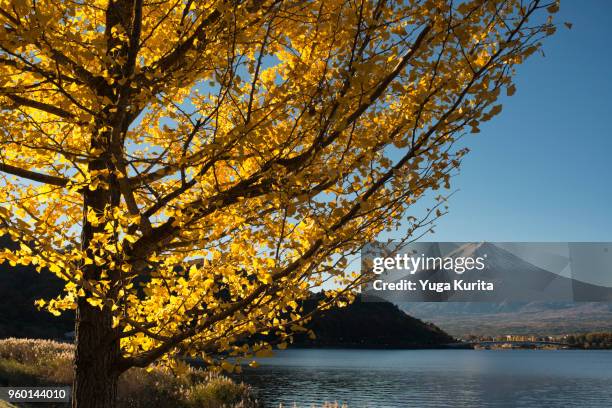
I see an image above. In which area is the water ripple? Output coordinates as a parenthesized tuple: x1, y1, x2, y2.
(236, 350, 612, 408)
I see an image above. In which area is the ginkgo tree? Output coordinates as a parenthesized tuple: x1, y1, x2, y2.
(0, 0, 557, 406)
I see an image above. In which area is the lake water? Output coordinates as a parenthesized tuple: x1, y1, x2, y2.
(237, 349, 612, 408)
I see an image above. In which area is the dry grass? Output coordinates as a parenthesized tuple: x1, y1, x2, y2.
(0, 338, 259, 408)
(0, 337, 73, 386)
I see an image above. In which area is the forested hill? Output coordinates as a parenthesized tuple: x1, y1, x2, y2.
(0, 237, 74, 339)
(0, 237, 453, 347)
(294, 294, 455, 348)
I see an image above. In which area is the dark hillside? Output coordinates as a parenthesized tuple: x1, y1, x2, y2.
(295, 294, 455, 347)
(0, 237, 73, 339)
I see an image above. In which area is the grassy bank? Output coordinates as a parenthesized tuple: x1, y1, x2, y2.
(0, 338, 260, 408)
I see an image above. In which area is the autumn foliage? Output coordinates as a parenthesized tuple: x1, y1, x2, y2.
(0, 0, 557, 406)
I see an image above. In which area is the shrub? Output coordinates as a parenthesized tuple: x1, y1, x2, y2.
(186, 375, 258, 408)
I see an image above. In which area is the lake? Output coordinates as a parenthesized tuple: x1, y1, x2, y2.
(237, 349, 612, 408)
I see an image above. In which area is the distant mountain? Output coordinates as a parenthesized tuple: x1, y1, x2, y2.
(375, 242, 612, 336)
(381, 242, 612, 302)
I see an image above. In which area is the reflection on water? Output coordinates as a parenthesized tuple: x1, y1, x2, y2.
(237, 349, 612, 408)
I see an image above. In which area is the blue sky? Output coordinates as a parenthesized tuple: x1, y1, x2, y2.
(401, 1, 612, 242)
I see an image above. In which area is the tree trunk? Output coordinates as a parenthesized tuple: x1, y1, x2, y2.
(72, 1, 136, 402)
(72, 296, 121, 408)
(73, 144, 122, 407)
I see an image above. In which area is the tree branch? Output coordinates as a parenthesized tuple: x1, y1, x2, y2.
(0, 162, 69, 186)
(2, 93, 75, 119)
